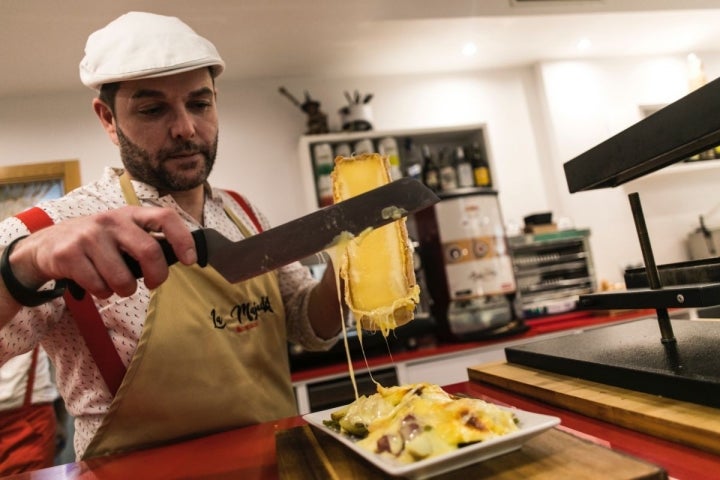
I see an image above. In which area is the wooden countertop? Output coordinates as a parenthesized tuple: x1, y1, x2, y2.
(4, 379, 719, 480)
(6, 309, 712, 479)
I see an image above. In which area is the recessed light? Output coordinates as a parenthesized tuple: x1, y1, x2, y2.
(462, 42, 477, 57)
(576, 37, 592, 51)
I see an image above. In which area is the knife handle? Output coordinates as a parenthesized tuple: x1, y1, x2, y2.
(66, 229, 208, 300)
(120, 229, 208, 277)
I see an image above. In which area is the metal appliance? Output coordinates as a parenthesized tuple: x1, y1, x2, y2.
(415, 190, 525, 341)
(508, 229, 596, 318)
(506, 75, 720, 407)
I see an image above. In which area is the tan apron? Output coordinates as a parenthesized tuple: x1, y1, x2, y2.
(82, 175, 297, 459)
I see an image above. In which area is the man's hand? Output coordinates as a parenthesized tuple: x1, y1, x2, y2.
(0, 206, 197, 318)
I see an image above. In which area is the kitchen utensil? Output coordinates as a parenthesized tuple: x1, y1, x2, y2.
(203, 177, 439, 283)
(66, 178, 439, 299)
(277, 86, 301, 108)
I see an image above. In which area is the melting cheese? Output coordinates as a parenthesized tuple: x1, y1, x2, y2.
(325, 233, 360, 399)
(323, 155, 518, 464)
(327, 383, 520, 464)
(342, 226, 419, 336)
(328, 152, 421, 401)
(332, 153, 419, 336)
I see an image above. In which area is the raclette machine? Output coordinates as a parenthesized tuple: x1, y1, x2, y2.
(505, 76, 720, 408)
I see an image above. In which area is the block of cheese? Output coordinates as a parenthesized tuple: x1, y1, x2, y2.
(332, 153, 419, 335)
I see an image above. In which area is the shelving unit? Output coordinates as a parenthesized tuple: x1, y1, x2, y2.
(639, 157, 720, 178)
(297, 124, 492, 213)
(292, 123, 514, 346)
(508, 229, 596, 318)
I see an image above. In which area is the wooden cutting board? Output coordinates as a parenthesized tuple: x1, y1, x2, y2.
(468, 361, 720, 456)
(276, 424, 666, 479)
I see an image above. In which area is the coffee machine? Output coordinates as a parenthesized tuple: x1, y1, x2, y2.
(414, 190, 524, 341)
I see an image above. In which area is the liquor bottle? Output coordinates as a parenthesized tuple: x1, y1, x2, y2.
(421, 144, 440, 192)
(403, 138, 423, 181)
(334, 142, 351, 158)
(378, 137, 403, 180)
(313, 142, 334, 206)
(438, 148, 458, 192)
(353, 138, 374, 155)
(470, 143, 491, 187)
(699, 149, 716, 160)
(455, 145, 474, 188)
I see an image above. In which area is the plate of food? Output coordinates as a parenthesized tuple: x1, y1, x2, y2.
(302, 382, 560, 479)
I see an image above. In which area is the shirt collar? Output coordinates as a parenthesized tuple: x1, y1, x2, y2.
(112, 167, 220, 204)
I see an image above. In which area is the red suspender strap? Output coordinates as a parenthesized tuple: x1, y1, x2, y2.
(22, 346, 39, 407)
(62, 294, 125, 396)
(14, 207, 125, 396)
(15, 208, 57, 233)
(224, 190, 263, 233)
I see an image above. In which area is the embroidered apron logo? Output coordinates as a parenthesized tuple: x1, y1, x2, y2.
(210, 296, 275, 332)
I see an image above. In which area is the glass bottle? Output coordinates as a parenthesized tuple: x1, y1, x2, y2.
(470, 143, 492, 187)
(421, 144, 440, 192)
(439, 148, 458, 192)
(403, 138, 423, 181)
(313, 142, 334, 206)
(334, 142, 351, 158)
(378, 137, 403, 180)
(455, 145, 474, 188)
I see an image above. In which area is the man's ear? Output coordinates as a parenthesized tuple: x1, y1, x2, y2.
(92, 98, 119, 145)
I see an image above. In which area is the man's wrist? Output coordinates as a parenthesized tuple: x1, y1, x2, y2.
(0, 236, 64, 307)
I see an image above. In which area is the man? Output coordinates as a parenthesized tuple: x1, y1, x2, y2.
(0, 11, 342, 462)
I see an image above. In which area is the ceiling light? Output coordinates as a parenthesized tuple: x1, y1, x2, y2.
(462, 42, 477, 57)
(576, 37, 592, 51)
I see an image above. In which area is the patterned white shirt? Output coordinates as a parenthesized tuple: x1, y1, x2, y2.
(0, 167, 335, 459)
(0, 348, 58, 410)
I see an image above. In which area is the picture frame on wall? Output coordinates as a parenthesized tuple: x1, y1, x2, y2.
(0, 159, 81, 220)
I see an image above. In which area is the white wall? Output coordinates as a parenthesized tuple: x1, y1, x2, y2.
(0, 91, 113, 179)
(288, 69, 549, 220)
(0, 67, 548, 234)
(1, 55, 718, 285)
(538, 53, 720, 282)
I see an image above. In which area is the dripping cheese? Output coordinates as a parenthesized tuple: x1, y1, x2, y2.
(331, 153, 419, 336)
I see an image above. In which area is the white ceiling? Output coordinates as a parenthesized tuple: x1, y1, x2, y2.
(4, 0, 720, 97)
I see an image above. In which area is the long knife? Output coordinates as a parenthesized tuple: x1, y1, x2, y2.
(66, 178, 439, 298)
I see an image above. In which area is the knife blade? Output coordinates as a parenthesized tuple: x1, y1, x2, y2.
(203, 177, 439, 283)
(84, 177, 438, 293)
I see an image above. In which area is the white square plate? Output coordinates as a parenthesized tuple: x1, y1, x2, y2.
(303, 403, 560, 479)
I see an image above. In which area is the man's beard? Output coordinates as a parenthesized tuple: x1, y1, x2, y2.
(116, 127, 217, 191)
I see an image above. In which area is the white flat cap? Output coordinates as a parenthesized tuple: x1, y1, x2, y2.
(79, 11, 225, 90)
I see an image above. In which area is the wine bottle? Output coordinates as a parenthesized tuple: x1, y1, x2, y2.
(403, 138, 423, 181)
(378, 137, 403, 180)
(421, 144, 440, 192)
(438, 148, 458, 192)
(313, 143, 334, 206)
(455, 146, 474, 188)
(470, 143, 491, 187)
